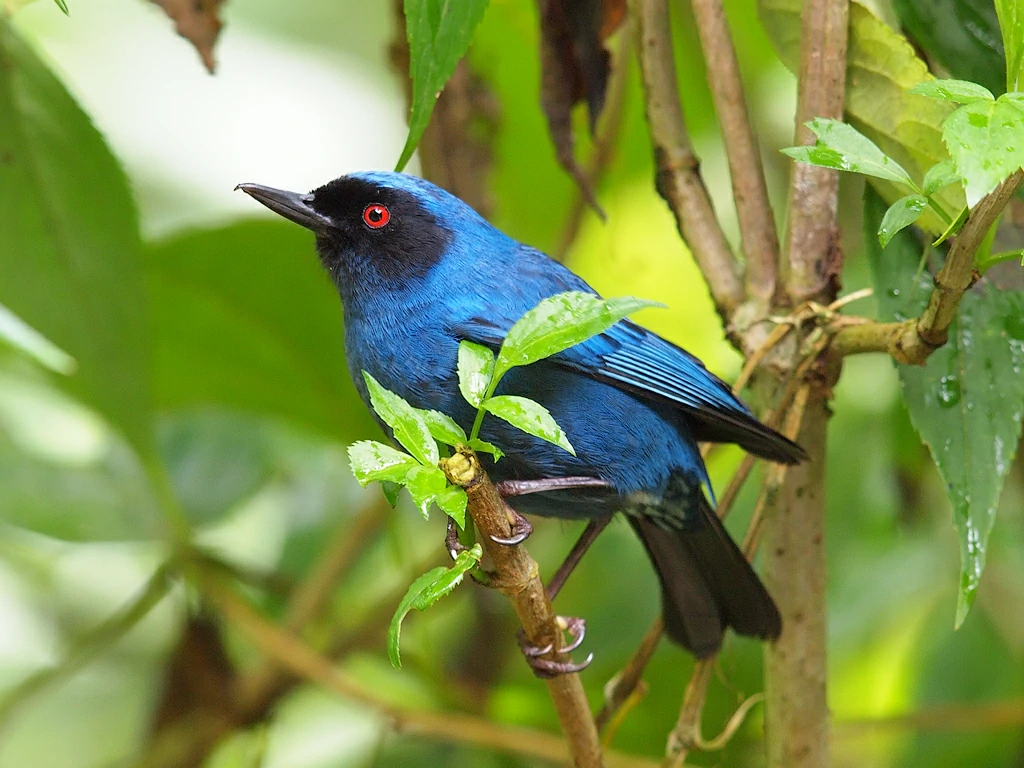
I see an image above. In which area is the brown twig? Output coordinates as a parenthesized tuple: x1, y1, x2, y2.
(632, 0, 744, 321)
(689, 0, 780, 304)
(831, 170, 1024, 363)
(206, 562, 659, 768)
(834, 698, 1024, 735)
(234, 499, 385, 710)
(440, 448, 606, 768)
(663, 659, 714, 767)
(595, 616, 664, 734)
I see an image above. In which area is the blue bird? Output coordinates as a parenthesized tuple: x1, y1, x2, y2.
(239, 171, 805, 660)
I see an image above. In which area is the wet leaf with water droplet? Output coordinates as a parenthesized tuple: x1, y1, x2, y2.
(922, 159, 962, 195)
(347, 440, 420, 486)
(457, 340, 495, 408)
(943, 96, 1024, 207)
(866, 189, 1024, 628)
(363, 372, 439, 467)
(494, 291, 663, 381)
(483, 395, 575, 456)
(404, 464, 449, 519)
(783, 118, 917, 187)
(878, 194, 927, 247)
(910, 79, 995, 104)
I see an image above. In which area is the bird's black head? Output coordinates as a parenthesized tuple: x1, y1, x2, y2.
(237, 172, 453, 288)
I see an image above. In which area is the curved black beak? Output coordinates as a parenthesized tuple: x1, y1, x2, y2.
(235, 183, 331, 231)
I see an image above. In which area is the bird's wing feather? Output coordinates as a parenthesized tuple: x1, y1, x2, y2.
(451, 313, 806, 464)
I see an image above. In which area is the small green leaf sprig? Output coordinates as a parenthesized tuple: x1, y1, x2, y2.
(784, 76, 1024, 268)
(347, 290, 661, 667)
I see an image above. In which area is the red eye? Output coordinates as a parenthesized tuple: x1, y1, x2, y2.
(363, 203, 390, 229)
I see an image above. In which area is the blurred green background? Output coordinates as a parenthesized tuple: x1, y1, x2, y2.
(2, 0, 1023, 766)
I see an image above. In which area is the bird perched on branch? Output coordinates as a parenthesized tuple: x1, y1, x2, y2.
(239, 171, 805, 668)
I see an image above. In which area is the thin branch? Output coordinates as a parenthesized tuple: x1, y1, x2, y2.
(283, 501, 385, 632)
(235, 499, 385, 710)
(831, 170, 1024, 363)
(595, 616, 663, 734)
(440, 448, 606, 768)
(206, 569, 659, 768)
(663, 659, 714, 768)
(631, 0, 744, 321)
(689, 0, 780, 303)
(834, 698, 1024, 735)
(235, 547, 448, 723)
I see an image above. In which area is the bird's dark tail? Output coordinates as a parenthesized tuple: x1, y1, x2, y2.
(629, 497, 780, 657)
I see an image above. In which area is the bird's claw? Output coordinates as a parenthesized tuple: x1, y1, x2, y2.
(446, 516, 467, 560)
(490, 506, 533, 545)
(516, 616, 593, 678)
(560, 615, 587, 652)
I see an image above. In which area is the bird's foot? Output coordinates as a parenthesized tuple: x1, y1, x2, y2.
(490, 504, 533, 546)
(445, 515, 467, 560)
(446, 517, 493, 585)
(517, 616, 593, 678)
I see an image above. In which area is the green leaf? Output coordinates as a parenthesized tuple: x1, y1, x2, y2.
(865, 188, 1024, 628)
(878, 195, 928, 247)
(146, 221, 377, 443)
(893, 0, 1007, 96)
(160, 411, 277, 525)
(483, 395, 574, 455)
(404, 464, 448, 519)
(417, 408, 467, 446)
(905, 291, 1024, 627)
(468, 437, 503, 460)
(922, 159, 962, 195)
(0, 303, 76, 374)
(762, 0, 965, 234)
(909, 79, 995, 104)
(457, 340, 495, 408)
(363, 372, 439, 467)
(996, 0, 1024, 91)
(933, 205, 970, 246)
(388, 544, 483, 668)
(435, 485, 468, 528)
(495, 292, 662, 379)
(782, 118, 916, 186)
(382, 481, 403, 508)
(53, 0, 69, 13)
(0, 418, 160, 541)
(0, 21, 152, 455)
(348, 440, 420, 486)
(396, 0, 489, 171)
(942, 96, 1024, 207)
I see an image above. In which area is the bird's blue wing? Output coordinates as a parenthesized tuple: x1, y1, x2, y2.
(451, 314, 806, 464)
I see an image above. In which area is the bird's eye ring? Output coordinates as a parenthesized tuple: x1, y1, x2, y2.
(363, 203, 390, 229)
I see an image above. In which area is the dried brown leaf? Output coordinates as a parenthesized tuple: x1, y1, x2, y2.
(536, 0, 625, 215)
(151, 0, 224, 74)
